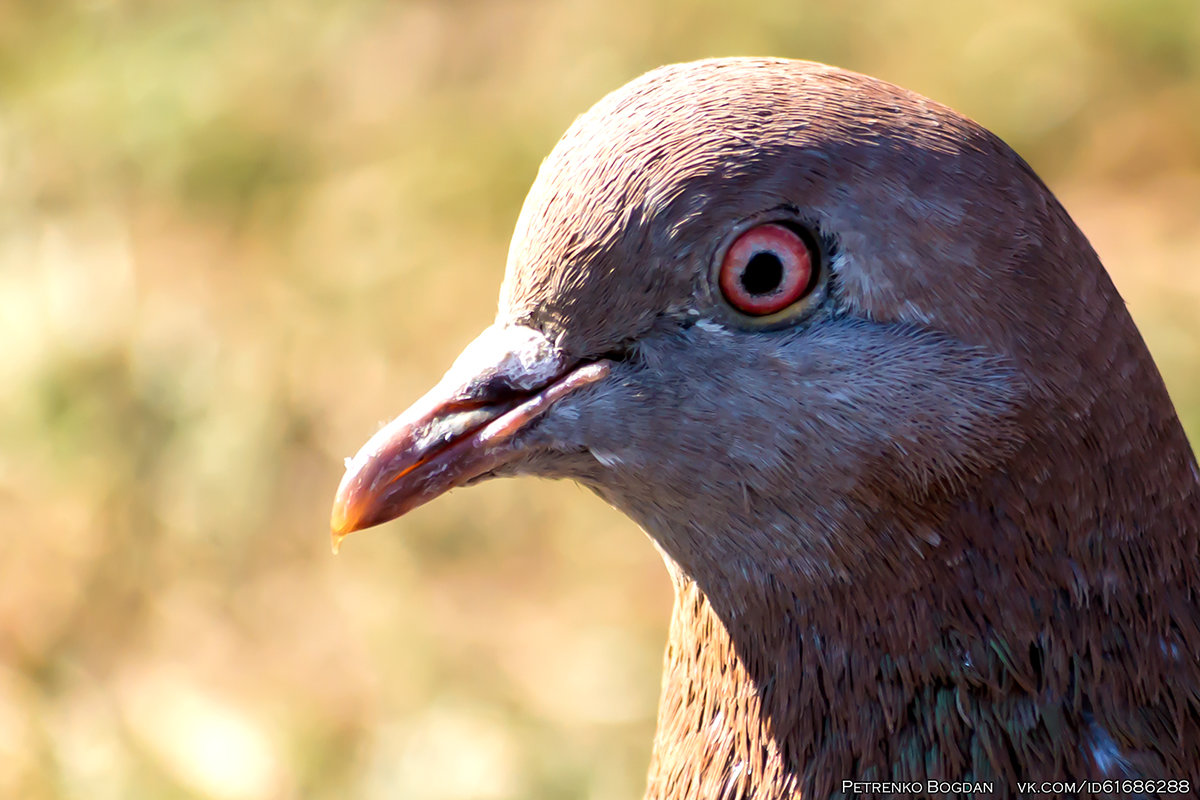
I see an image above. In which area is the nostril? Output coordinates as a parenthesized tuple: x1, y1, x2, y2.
(449, 374, 540, 412)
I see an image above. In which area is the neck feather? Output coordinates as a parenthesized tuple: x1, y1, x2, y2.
(643, 424, 1200, 799)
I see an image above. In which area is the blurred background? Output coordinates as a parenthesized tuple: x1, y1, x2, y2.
(1, 1, 1198, 798)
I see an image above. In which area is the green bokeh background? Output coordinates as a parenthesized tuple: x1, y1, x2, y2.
(2, 2, 1198, 798)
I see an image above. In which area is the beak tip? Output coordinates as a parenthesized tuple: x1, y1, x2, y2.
(329, 494, 363, 553)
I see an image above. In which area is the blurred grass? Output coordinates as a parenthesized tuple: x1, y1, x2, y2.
(1, 1, 1198, 798)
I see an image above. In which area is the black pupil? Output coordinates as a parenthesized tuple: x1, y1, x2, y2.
(740, 250, 784, 295)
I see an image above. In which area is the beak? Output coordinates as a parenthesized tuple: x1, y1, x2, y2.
(330, 325, 610, 551)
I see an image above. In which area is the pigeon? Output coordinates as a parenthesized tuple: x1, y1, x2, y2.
(330, 58, 1200, 798)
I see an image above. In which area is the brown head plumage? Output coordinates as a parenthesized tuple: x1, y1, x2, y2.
(331, 58, 1200, 798)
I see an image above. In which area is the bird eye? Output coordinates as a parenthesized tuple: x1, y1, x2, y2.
(717, 223, 816, 316)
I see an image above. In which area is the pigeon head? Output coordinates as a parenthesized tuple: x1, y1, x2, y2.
(331, 58, 1200, 792)
(332, 59, 1095, 589)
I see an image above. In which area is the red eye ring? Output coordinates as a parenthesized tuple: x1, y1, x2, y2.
(718, 223, 815, 316)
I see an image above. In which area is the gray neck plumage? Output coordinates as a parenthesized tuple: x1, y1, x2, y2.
(640, 437, 1200, 799)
